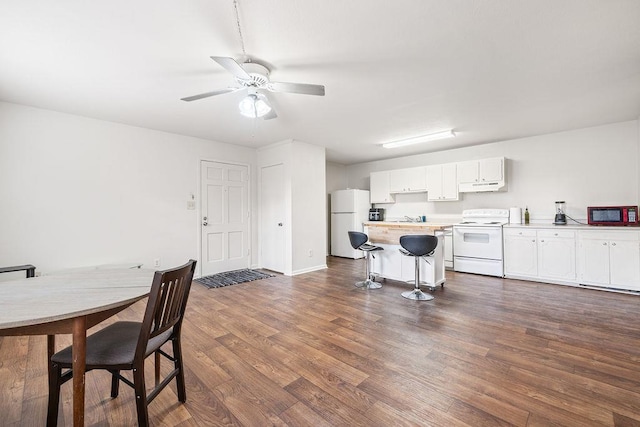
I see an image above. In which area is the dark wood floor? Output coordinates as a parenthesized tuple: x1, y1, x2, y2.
(2, 256, 640, 426)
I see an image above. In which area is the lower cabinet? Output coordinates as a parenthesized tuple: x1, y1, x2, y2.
(504, 228, 576, 283)
(538, 230, 576, 281)
(368, 236, 446, 288)
(578, 231, 640, 291)
(504, 229, 538, 277)
(504, 226, 640, 292)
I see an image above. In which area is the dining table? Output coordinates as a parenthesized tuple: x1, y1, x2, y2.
(0, 266, 155, 426)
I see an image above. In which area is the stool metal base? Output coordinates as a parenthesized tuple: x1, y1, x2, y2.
(355, 279, 382, 289)
(401, 289, 434, 301)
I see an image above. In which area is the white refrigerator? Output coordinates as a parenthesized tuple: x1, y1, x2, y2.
(330, 189, 371, 258)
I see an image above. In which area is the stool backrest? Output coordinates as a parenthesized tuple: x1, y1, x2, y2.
(348, 231, 368, 250)
(399, 235, 438, 257)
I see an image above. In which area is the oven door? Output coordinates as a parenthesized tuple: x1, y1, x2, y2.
(453, 225, 503, 260)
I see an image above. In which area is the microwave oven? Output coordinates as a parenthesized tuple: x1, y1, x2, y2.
(587, 206, 639, 226)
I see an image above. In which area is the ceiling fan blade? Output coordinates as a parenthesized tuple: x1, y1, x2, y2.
(268, 81, 325, 96)
(263, 108, 278, 120)
(211, 56, 251, 80)
(180, 87, 240, 102)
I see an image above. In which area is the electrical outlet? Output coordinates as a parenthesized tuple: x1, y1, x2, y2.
(153, 258, 160, 267)
(187, 200, 196, 210)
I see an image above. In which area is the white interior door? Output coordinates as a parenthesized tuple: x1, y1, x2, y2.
(260, 164, 286, 273)
(200, 161, 249, 276)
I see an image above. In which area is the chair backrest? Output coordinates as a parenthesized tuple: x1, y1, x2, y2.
(399, 235, 438, 257)
(348, 231, 368, 250)
(135, 259, 197, 360)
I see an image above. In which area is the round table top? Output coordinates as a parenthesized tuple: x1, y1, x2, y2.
(0, 267, 155, 330)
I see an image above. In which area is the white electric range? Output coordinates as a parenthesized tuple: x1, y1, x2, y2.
(453, 209, 509, 277)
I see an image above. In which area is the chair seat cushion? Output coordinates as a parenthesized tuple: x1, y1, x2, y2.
(51, 321, 173, 368)
(360, 243, 383, 252)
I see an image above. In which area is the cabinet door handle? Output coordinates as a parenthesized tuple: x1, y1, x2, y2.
(611, 242, 616, 246)
(540, 239, 545, 242)
(603, 242, 608, 245)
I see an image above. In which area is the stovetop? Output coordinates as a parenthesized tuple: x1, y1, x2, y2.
(455, 208, 510, 226)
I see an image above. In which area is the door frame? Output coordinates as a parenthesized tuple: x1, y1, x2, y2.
(197, 159, 252, 278)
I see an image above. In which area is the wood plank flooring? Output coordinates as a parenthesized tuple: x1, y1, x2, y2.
(2, 256, 640, 426)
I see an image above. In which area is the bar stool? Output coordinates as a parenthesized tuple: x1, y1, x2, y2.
(399, 234, 438, 300)
(348, 231, 384, 289)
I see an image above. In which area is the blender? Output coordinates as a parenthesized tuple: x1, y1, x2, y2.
(554, 201, 567, 225)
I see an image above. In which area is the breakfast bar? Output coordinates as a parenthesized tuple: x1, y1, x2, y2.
(363, 221, 451, 288)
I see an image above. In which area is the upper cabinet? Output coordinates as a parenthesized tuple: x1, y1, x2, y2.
(426, 163, 458, 201)
(370, 171, 394, 203)
(389, 167, 427, 193)
(370, 157, 507, 204)
(458, 157, 506, 192)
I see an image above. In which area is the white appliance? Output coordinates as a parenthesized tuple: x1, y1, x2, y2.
(453, 209, 509, 277)
(330, 189, 371, 258)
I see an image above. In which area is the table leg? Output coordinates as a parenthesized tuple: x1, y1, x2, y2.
(72, 317, 87, 427)
(47, 335, 55, 377)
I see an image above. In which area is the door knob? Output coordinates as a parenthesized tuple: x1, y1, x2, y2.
(203, 222, 208, 226)
(278, 222, 283, 226)
(203, 216, 208, 226)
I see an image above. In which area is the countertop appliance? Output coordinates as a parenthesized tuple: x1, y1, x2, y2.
(554, 201, 567, 225)
(453, 208, 509, 277)
(587, 205, 639, 226)
(331, 189, 371, 258)
(368, 208, 385, 221)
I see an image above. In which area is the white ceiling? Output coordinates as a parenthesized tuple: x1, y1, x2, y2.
(1, 1, 639, 165)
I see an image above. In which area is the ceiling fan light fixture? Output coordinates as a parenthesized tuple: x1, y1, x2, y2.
(238, 93, 271, 118)
(382, 130, 456, 149)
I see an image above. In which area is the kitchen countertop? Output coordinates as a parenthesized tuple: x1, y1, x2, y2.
(364, 221, 452, 245)
(504, 223, 640, 231)
(364, 221, 452, 230)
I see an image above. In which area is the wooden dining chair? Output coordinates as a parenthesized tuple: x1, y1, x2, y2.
(47, 259, 197, 427)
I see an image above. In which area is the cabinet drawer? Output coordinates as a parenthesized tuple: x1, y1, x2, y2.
(504, 228, 536, 238)
(579, 230, 640, 241)
(538, 230, 575, 239)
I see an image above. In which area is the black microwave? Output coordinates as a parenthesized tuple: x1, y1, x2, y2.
(587, 206, 638, 226)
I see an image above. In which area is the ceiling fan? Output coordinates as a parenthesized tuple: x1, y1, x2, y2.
(181, 56, 325, 120)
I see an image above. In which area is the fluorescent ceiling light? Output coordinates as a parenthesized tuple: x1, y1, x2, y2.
(382, 130, 455, 149)
(239, 93, 272, 118)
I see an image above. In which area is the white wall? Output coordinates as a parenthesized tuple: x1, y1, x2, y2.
(0, 102, 257, 275)
(344, 121, 639, 223)
(291, 142, 327, 274)
(257, 139, 327, 276)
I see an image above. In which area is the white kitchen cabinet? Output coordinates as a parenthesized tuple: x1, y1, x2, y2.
(504, 228, 538, 277)
(578, 231, 640, 291)
(370, 171, 394, 203)
(426, 163, 458, 201)
(368, 237, 446, 288)
(457, 157, 505, 192)
(389, 167, 427, 193)
(504, 227, 576, 282)
(537, 230, 576, 281)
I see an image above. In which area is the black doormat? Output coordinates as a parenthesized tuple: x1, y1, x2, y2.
(196, 269, 275, 289)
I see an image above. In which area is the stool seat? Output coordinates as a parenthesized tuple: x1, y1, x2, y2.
(399, 235, 438, 301)
(348, 231, 384, 289)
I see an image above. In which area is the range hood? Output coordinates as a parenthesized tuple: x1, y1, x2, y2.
(458, 180, 506, 192)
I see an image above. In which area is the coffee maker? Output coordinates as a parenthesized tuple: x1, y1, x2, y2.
(554, 201, 567, 225)
(369, 208, 385, 221)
